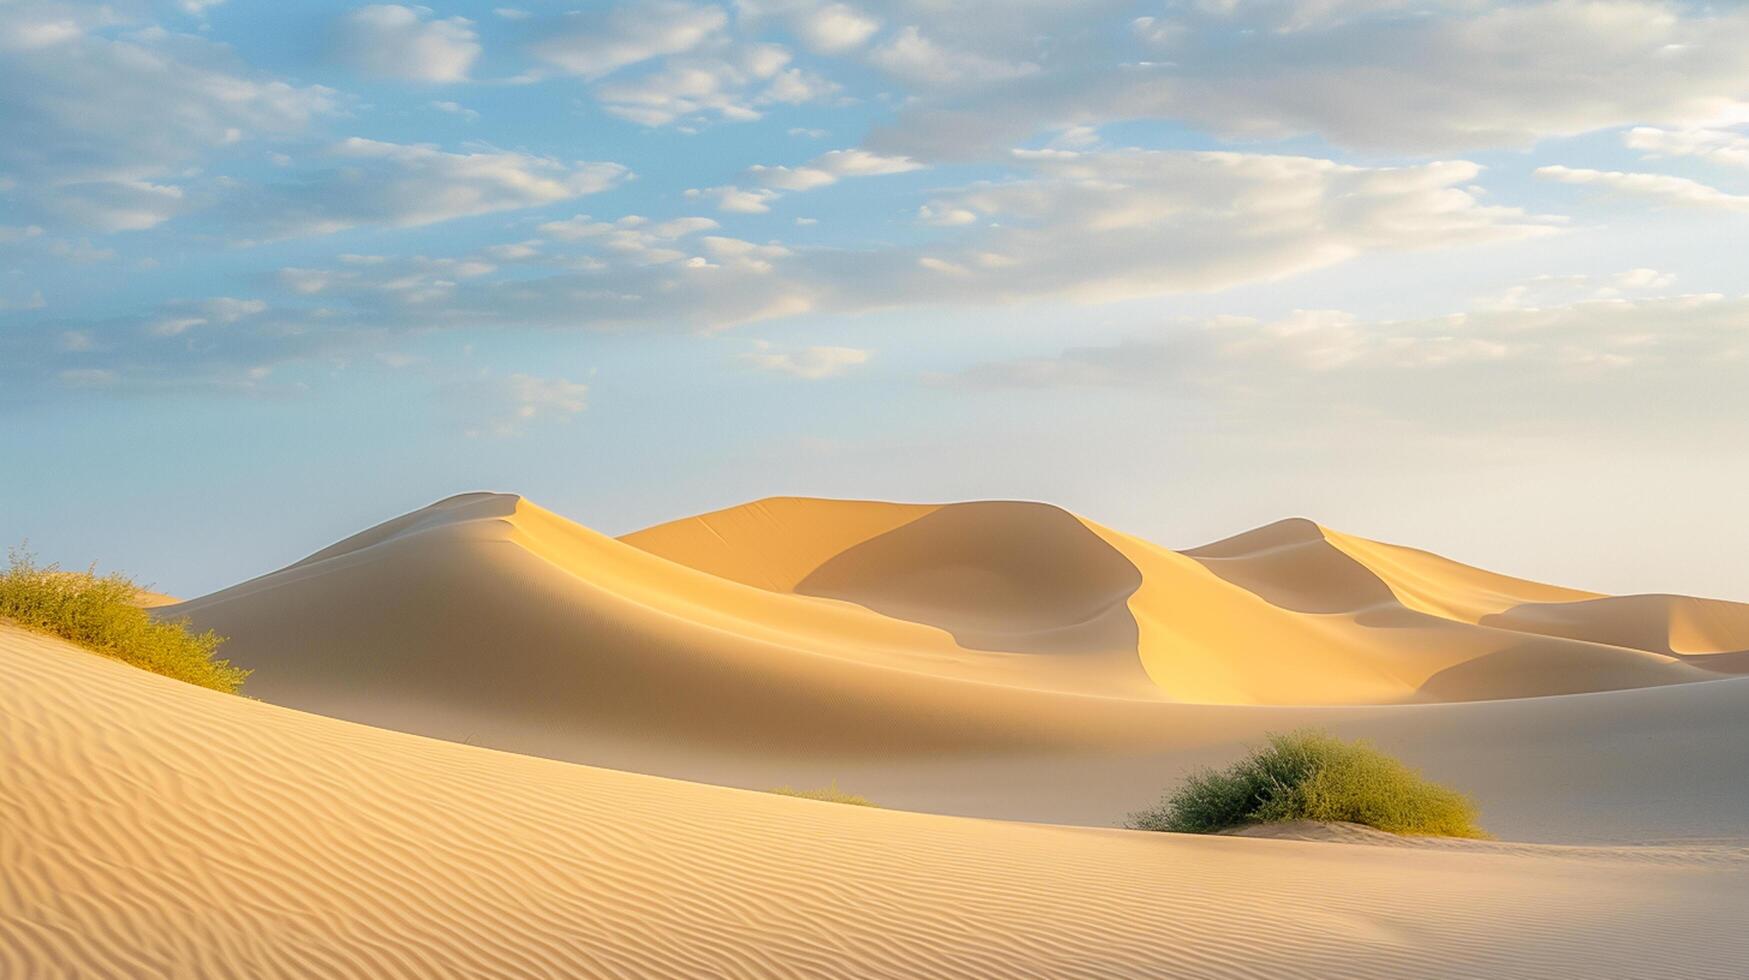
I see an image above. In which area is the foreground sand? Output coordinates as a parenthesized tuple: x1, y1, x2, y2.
(6, 624, 1747, 979)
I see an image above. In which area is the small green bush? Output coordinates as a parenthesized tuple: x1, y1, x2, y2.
(1126, 729, 1486, 839)
(0, 547, 248, 694)
(769, 782, 878, 807)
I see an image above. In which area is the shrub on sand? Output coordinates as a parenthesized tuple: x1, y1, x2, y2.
(0, 547, 248, 694)
(1126, 729, 1486, 839)
(769, 783, 879, 807)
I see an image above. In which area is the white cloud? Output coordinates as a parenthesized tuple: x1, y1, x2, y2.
(953, 292, 1749, 433)
(917, 204, 976, 226)
(1174, 0, 1433, 33)
(508, 373, 588, 416)
(1535, 165, 1749, 213)
(278, 267, 335, 294)
(791, 2, 881, 52)
(1613, 268, 1676, 291)
(685, 185, 780, 213)
(1477, 268, 1682, 311)
(53, 180, 187, 233)
(1625, 125, 1749, 169)
(461, 372, 590, 437)
(875, 148, 1554, 306)
(484, 241, 542, 260)
(0, 9, 333, 227)
(740, 341, 870, 378)
(752, 165, 838, 191)
(591, 42, 836, 126)
(203, 297, 269, 321)
(224, 145, 1557, 363)
(205, 145, 1555, 355)
(869, 25, 1038, 87)
(146, 296, 267, 337)
(737, 0, 881, 52)
(869, 1, 1749, 159)
(335, 5, 479, 82)
(750, 148, 923, 191)
(823, 148, 921, 177)
(430, 100, 480, 121)
(698, 235, 791, 273)
(651, 216, 721, 237)
(227, 139, 631, 239)
(537, 213, 718, 263)
(532, 0, 727, 78)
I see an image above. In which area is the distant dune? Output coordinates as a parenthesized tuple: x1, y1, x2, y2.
(150, 492, 1749, 840)
(172, 493, 1747, 715)
(6, 624, 1747, 979)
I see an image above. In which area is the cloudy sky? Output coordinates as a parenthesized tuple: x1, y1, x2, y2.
(3, 0, 1747, 599)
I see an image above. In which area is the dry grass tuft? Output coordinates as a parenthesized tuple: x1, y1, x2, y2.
(1127, 729, 1486, 839)
(0, 547, 248, 694)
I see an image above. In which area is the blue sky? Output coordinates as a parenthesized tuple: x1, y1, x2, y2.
(4, 0, 1748, 599)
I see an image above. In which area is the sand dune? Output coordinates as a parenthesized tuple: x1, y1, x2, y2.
(169, 494, 1745, 724)
(6, 624, 1747, 979)
(141, 493, 1749, 843)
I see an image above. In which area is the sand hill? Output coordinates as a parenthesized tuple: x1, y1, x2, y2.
(6, 623, 1747, 978)
(146, 493, 1749, 841)
(171, 494, 1747, 718)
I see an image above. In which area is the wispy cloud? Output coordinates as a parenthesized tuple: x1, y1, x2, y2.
(1536, 165, 1749, 213)
(739, 341, 870, 378)
(218, 139, 630, 239)
(333, 5, 480, 82)
(456, 372, 590, 438)
(953, 291, 1749, 436)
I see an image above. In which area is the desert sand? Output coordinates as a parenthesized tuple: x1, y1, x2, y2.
(8, 492, 1749, 977)
(158, 493, 1749, 839)
(6, 624, 1748, 979)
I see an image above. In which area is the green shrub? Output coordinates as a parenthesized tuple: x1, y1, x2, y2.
(1126, 729, 1485, 838)
(769, 783, 878, 807)
(0, 547, 248, 694)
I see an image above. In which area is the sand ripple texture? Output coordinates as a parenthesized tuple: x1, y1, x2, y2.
(5, 625, 1748, 979)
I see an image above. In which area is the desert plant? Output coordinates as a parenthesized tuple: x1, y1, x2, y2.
(0, 546, 248, 694)
(769, 782, 878, 807)
(1126, 729, 1485, 838)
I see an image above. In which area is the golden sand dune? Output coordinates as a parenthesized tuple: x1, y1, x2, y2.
(171, 492, 1744, 718)
(6, 624, 1747, 979)
(145, 493, 1749, 843)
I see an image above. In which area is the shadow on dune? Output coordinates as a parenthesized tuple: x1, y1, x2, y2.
(1416, 638, 1715, 701)
(1481, 594, 1749, 662)
(795, 501, 1143, 655)
(1181, 517, 1401, 615)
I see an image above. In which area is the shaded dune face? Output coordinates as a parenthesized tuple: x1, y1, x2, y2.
(1181, 518, 1402, 615)
(794, 502, 1143, 654)
(1483, 595, 1749, 666)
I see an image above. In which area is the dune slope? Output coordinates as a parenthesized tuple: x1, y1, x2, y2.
(630, 499, 1745, 703)
(5, 624, 1748, 980)
(154, 494, 1749, 837)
